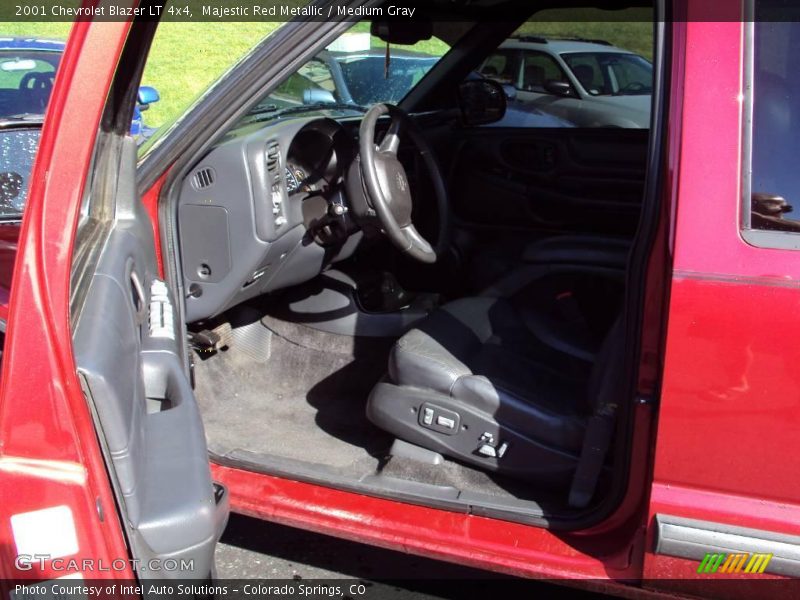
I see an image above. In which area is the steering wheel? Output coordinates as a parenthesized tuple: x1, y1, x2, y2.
(359, 103, 449, 264)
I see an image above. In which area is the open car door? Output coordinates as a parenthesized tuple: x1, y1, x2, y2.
(67, 17, 229, 580)
(1, 15, 227, 582)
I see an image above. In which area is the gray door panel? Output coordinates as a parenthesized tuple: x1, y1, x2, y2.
(73, 138, 228, 579)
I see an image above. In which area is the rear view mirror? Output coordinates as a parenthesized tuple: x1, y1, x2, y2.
(137, 86, 160, 110)
(371, 20, 433, 45)
(457, 79, 507, 126)
(1, 59, 36, 72)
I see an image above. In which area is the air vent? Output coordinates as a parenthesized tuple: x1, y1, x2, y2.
(192, 167, 215, 190)
(266, 141, 280, 172)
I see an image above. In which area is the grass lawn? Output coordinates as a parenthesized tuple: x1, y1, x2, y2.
(1, 21, 281, 128)
(1, 17, 651, 130)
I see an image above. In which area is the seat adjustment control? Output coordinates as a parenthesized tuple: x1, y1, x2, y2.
(436, 415, 455, 429)
(418, 403, 460, 435)
(476, 432, 509, 459)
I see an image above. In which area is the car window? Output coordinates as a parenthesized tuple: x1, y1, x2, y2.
(521, 52, 568, 93)
(480, 50, 519, 86)
(139, 23, 281, 137)
(0, 127, 39, 219)
(0, 50, 59, 118)
(337, 53, 438, 105)
(243, 28, 450, 124)
(476, 7, 654, 129)
(562, 52, 652, 96)
(269, 58, 337, 110)
(744, 15, 800, 240)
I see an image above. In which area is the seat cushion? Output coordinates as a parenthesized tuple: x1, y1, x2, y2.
(387, 297, 593, 451)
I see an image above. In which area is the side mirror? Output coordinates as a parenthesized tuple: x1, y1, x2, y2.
(501, 84, 517, 101)
(457, 79, 507, 127)
(303, 88, 336, 105)
(137, 86, 160, 111)
(544, 80, 573, 97)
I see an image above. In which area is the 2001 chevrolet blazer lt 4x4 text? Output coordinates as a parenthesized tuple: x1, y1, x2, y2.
(0, 1, 799, 598)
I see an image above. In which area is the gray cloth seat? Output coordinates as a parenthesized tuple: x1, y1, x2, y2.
(367, 297, 624, 483)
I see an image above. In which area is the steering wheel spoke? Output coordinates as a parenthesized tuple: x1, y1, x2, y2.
(358, 103, 449, 265)
(400, 224, 434, 255)
(379, 121, 401, 155)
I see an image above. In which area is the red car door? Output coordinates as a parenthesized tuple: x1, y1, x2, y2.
(644, 13, 800, 599)
(0, 15, 227, 584)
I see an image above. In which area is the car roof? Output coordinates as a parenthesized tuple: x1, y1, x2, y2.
(0, 36, 65, 52)
(499, 38, 633, 55)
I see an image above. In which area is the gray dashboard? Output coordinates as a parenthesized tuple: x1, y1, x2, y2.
(178, 116, 359, 323)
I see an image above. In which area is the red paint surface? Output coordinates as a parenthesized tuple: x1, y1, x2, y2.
(643, 18, 800, 598)
(0, 19, 134, 582)
(0, 3, 794, 596)
(212, 463, 641, 582)
(0, 223, 18, 321)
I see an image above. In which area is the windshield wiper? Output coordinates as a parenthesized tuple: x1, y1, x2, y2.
(0, 114, 44, 128)
(245, 102, 368, 123)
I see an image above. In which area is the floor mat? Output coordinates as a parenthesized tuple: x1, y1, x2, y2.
(193, 310, 551, 504)
(194, 313, 395, 474)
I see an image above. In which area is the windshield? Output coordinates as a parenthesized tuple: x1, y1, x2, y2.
(0, 50, 60, 118)
(0, 127, 40, 218)
(334, 53, 438, 105)
(561, 52, 652, 96)
(244, 30, 449, 123)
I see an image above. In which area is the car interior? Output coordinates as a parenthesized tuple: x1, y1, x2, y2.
(72, 3, 661, 570)
(170, 7, 655, 525)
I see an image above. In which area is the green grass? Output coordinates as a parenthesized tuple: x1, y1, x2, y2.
(1, 22, 73, 40)
(141, 22, 280, 127)
(1, 21, 281, 128)
(2, 17, 651, 130)
(515, 22, 653, 60)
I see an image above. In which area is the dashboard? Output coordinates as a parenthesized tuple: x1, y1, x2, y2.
(177, 116, 363, 322)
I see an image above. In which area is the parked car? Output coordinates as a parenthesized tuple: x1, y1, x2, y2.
(1, 2, 798, 599)
(480, 35, 653, 127)
(0, 37, 160, 141)
(0, 37, 160, 298)
(254, 41, 573, 128)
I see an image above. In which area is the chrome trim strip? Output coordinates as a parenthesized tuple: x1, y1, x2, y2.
(654, 514, 800, 577)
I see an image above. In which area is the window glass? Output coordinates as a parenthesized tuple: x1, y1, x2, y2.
(475, 7, 653, 129)
(562, 52, 651, 96)
(140, 23, 282, 134)
(0, 50, 59, 118)
(749, 20, 800, 233)
(0, 128, 39, 218)
(521, 52, 567, 92)
(480, 51, 519, 86)
(243, 28, 450, 125)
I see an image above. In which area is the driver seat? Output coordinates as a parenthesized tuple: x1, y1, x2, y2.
(367, 297, 624, 484)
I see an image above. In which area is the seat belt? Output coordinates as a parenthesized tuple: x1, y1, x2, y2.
(568, 402, 617, 508)
(568, 315, 624, 508)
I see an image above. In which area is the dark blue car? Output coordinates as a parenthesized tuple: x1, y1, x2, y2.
(0, 37, 159, 217)
(0, 36, 159, 137)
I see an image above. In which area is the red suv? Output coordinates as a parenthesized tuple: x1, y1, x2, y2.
(1, 1, 797, 599)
